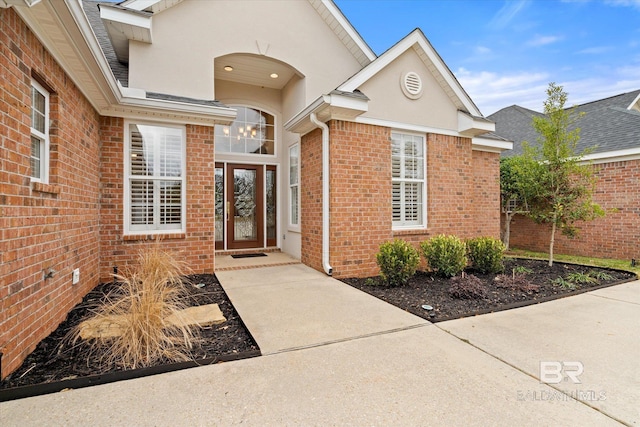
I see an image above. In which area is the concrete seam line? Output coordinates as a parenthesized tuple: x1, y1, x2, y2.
(262, 322, 432, 356)
(435, 324, 629, 426)
(588, 293, 640, 306)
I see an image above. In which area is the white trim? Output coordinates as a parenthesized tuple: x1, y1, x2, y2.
(391, 131, 427, 230)
(338, 29, 482, 116)
(123, 121, 187, 235)
(319, 0, 376, 62)
(30, 80, 49, 184)
(627, 92, 640, 111)
(355, 116, 459, 138)
(581, 148, 640, 165)
(288, 143, 301, 230)
(472, 137, 513, 153)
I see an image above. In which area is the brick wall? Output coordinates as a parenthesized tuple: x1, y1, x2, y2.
(328, 121, 392, 278)
(99, 123, 216, 281)
(0, 9, 101, 379)
(507, 159, 640, 260)
(300, 128, 323, 272)
(301, 122, 502, 279)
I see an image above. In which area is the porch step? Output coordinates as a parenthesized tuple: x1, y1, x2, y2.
(215, 250, 301, 271)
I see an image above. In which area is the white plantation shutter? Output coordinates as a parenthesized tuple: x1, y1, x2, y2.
(391, 132, 425, 227)
(127, 124, 185, 233)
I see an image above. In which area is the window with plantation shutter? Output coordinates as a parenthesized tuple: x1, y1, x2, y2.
(391, 132, 425, 228)
(125, 123, 185, 233)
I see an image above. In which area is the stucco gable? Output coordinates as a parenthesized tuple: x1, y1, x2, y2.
(338, 29, 483, 118)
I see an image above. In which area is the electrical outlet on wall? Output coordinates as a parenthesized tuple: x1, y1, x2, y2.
(72, 268, 80, 285)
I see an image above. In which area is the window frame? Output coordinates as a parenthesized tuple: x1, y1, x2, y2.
(30, 80, 50, 183)
(288, 143, 300, 229)
(123, 121, 187, 235)
(391, 131, 427, 230)
(214, 105, 277, 157)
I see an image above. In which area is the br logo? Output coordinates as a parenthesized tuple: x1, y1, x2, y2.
(540, 361, 584, 384)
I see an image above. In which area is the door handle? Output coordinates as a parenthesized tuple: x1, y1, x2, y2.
(226, 201, 230, 221)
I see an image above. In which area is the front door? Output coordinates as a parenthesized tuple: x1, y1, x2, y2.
(215, 163, 276, 250)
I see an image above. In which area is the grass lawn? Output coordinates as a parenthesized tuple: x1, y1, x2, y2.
(506, 248, 640, 276)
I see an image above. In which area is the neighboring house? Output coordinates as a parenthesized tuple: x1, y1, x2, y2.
(490, 90, 640, 261)
(0, 0, 510, 379)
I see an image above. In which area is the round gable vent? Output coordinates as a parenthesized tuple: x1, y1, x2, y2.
(401, 71, 423, 99)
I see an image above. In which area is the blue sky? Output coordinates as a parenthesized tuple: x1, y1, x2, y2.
(335, 0, 640, 115)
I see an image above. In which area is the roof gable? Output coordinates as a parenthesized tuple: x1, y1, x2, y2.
(337, 29, 483, 117)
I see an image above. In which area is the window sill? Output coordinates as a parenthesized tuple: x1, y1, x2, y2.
(123, 233, 186, 241)
(31, 181, 60, 195)
(393, 227, 428, 237)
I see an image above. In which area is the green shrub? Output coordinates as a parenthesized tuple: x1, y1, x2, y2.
(466, 236, 505, 274)
(420, 235, 467, 278)
(376, 239, 420, 287)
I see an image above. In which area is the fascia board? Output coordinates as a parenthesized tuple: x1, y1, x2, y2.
(100, 5, 152, 43)
(321, 0, 376, 62)
(121, 0, 161, 11)
(326, 92, 369, 112)
(339, 30, 482, 117)
(284, 96, 327, 132)
(458, 110, 495, 136)
(105, 95, 237, 126)
(284, 93, 368, 134)
(628, 92, 640, 112)
(338, 32, 418, 93)
(472, 137, 513, 153)
(581, 147, 640, 164)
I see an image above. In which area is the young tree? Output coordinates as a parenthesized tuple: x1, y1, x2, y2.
(500, 155, 529, 250)
(519, 83, 604, 266)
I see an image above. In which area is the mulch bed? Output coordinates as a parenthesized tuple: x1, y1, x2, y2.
(342, 258, 637, 323)
(1, 274, 258, 393)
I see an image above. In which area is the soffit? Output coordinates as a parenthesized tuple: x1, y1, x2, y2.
(214, 54, 301, 90)
(14, 1, 117, 111)
(308, 0, 375, 68)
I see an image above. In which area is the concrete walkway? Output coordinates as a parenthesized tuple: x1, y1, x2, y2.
(1, 264, 638, 426)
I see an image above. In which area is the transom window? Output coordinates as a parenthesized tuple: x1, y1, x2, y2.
(215, 106, 275, 155)
(392, 132, 426, 227)
(30, 80, 49, 182)
(125, 123, 186, 233)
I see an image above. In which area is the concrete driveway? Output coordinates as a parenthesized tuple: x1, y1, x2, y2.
(1, 264, 637, 426)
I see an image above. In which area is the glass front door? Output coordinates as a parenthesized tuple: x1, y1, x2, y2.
(215, 163, 276, 250)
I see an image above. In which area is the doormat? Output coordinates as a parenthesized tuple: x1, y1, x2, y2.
(231, 253, 268, 259)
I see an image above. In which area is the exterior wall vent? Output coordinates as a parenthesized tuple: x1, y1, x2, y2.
(401, 71, 423, 99)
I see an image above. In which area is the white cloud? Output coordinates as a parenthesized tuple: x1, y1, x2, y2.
(577, 46, 613, 54)
(605, 0, 640, 10)
(475, 46, 492, 55)
(527, 35, 563, 47)
(455, 65, 640, 115)
(455, 68, 550, 114)
(489, 0, 530, 29)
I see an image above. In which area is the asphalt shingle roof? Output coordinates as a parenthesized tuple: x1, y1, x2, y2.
(489, 90, 640, 157)
(83, 1, 129, 87)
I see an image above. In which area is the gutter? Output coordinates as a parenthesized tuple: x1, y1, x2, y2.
(309, 112, 333, 276)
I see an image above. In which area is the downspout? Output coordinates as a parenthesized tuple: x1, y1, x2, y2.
(309, 112, 333, 276)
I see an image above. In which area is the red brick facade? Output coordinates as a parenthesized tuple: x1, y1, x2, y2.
(301, 121, 502, 278)
(1, 9, 101, 378)
(507, 159, 640, 260)
(98, 121, 216, 282)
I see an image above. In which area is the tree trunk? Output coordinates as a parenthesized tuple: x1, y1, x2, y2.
(503, 212, 513, 251)
(549, 220, 556, 267)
